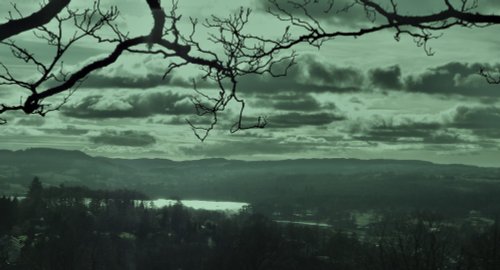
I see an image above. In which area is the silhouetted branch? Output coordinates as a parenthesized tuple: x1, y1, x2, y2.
(262, 0, 500, 83)
(479, 67, 500, 84)
(181, 7, 293, 139)
(0, 0, 71, 41)
(0, 0, 120, 118)
(0, 0, 293, 139)
(266, 0, 488, 52)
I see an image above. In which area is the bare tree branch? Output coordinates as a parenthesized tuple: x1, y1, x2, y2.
(0, 0, 71, 41)
(0, 0, 293, 140)
(9, 0, 498, 138)
(263, 0, 500, 81)
(267, 0, 500, 51)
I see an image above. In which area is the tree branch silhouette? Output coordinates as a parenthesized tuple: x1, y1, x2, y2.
(0, 0, 71, 42)
(6, 0, 499, 138)
(264, 0, 500, 60)
(0, 0, 294, 140)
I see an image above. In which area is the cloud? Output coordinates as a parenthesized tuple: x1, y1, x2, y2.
(404, 62, 500, 97)
(181, 139, 295, 157)
(179, 133, 330, 157)
(41, 125, 89, 136)
(422, 131, 465, 144)
(61, 91, 195, 119)
(369, 65, 403, 90)
(348, 116, 477, 146)
(363, 62, 500, 97)
(79, 72, 197, 89)
(349, 105, 500, 146)
(351, 119, 448, 143)
(238, 55, 364, 95)
(148, 115, 214, 126)
(349, 97, 363, 104)
(255, 0, 372, 27)
(268, 112, 345, 128)
(15, 117, 46, 126)
(261, 93, 322, 111)
(89, 130, 156, 147)
(240, 60, 500, 99)
(451, 106, 500, 138)
(81, 73, 169, 89)
(66, 55, 211, 90)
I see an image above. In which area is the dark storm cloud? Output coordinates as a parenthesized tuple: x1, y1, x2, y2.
(369, 65, 404, 90)
(451, 106, 500, 138)
(404, 62, 500, 97)
(61, 91, 194, 119)
(268, 112, 345, 128)
(89, 130, 156, 147)
(239, 55, 364, 95)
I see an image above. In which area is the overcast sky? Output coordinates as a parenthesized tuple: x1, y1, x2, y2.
(1, 0, 500, 167)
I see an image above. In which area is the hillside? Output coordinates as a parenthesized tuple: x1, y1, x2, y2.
(2, 148, 500, 217)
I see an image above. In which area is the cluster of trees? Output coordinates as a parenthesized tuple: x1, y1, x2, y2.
(1, 178, 500, 269)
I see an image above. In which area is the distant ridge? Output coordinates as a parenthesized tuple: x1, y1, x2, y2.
(21, 147, 91, 157)
(0, 147, 484, 168)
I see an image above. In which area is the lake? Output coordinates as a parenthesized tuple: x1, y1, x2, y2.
(275, 220, 332, 228)
(139, 199, 250, 213)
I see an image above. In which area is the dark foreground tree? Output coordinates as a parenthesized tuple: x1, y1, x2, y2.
(1, 0, 500, 138)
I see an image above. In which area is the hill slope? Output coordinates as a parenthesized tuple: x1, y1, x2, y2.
(1, 148, 500, 215)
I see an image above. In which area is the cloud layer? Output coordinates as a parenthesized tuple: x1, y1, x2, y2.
(89, 130, 157, 147)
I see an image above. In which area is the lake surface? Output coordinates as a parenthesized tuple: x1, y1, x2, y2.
(275, 220, 332, 228)
(140, 199, 250, 213)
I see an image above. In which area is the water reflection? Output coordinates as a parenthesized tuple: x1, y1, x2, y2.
(139, 199, 250, 213)
(275, 220, 331, 227)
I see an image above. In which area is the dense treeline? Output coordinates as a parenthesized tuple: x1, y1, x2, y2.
(200, 172, 500, 221)
(1, 178, 500, 269)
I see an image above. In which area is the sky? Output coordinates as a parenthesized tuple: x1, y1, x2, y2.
(1, 0, 500, 167)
